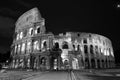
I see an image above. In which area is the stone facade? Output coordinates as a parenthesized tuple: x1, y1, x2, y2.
(9, 7, 115, 70)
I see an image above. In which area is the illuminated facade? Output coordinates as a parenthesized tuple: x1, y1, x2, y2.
(9, 7, 115, 70)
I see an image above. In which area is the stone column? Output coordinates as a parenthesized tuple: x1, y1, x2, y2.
(57, 57, 62, 70)
(88, 45, 92, 69)
(82, 56, 85, 69)
(94, 45, 98, 69)
(46, 57, 50, 70)
(36, 56, 39, 70)
(11, 59, 14, 69)
(28, 58, 30, 69)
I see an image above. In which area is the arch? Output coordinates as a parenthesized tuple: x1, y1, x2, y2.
(64, 59, 69, 70)
(72, 58, 79, 69)
(16, 33, 19, 40)
(35, 26, 41, 34)
(105, 60, 108, 68)
(85, 58, 89, 68)
(50, 57, 55, 70)
(21, 43, 26, 54)
(62, 41, 69, 49)
(19, 32, 23, 39)
(43, 41, 47, 48)
(40, 57, 46, 65)
(37, 27, 40, 33)
(91, 59, 95, 68)
(84, 45, 88, 55)
(83, 38, 87, 44)
(101, 60, 104, 68)
(33, 40, 39, 50)
(54, 42, 59, 49)
(109, 60, 111, 68)
(90, 45, 94, 54)
(97, 59, 100, 68)
(28, 28, 34, 36)
(41, 40, 47, 50)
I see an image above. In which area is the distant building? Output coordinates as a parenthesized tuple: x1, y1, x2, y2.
(9, 7, 115, 70)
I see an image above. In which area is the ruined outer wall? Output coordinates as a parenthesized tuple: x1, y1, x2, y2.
(53, 32, 115, 68)
(9, 7, 115, 69)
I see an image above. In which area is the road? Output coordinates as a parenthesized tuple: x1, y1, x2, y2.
(24, 71, 71, 80)
(74, 69, 120, 80)
(1, 69, 120, 80)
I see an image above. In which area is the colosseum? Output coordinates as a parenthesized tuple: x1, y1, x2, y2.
(9, 7, 115, 70)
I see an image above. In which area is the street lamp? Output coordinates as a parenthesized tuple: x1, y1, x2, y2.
(117, 4, 120, 8)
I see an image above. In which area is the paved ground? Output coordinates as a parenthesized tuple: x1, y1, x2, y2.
(24, 71, 70, 80)
(0, 70, 46, 80)
(1, 69, 120, 80)
(74, 69, 120, 80)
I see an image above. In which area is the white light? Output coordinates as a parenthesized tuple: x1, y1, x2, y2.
(117, 4, 120, 8)
(19, 32, 23, 39)
(34, 41, 39, 50)
(16, 34, 19, 40)
(67, 38, 71, 42)
(21, 43, 25, 53)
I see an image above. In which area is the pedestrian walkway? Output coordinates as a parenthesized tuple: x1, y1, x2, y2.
(24, 71, 69, 80)
(0, 70, 44, 80)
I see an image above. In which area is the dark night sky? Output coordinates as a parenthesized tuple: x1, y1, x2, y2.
(0, 0, 119, 54)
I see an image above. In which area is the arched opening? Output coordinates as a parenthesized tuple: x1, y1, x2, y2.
(97, 59, 100, 68)
(72, 58, 79, 69)
(101, 60, 104, 68)
(37, 27, 40, 33)
(41, 41, 47, 51)
(62, 41, 69, 49)
(105, 60, 108, 68)
(91, 59, 95, 68)
(50, 57, 57, 70)
(40, 57, 47, 70)
(85, 58, 89, 68)
(83, 38, 87, 44)
(43, 41, 47, 48)
(84, 45, 88, 55)
(90, 45, 94, 55)
(64, 59, 69, 70)
(29, 28, 33, 36)
(54, 42, 59, 49)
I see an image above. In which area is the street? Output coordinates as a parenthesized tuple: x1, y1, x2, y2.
(0, 69, 120, 80)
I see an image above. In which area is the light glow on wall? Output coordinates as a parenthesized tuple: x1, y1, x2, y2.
(34, 41, 39, 50)
(16, 33, 19, 40)
(19, 32, 23, 39)
(27, 42, 31, 53)
(21, 43, 25, 53)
